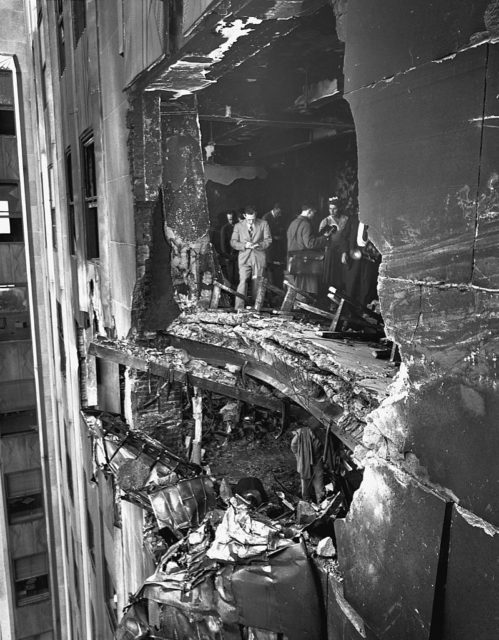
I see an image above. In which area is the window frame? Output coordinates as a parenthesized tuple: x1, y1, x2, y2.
(72, 0, 87, 47)
(13, 552, 50, 606)
(56, 0, 66, 75)
(80, 131, 99, 259)
(65, 148, 76, 255)
(5, 468, 44, 524)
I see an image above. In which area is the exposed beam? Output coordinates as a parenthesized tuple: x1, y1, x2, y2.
(88, 341, 282, 412)
(198, 114, 349, 129)
(166, 335, 352, 449)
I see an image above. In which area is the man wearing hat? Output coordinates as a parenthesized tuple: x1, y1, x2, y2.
(230, 205, 272, 309)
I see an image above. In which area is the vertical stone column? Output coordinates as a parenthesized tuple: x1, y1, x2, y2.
(161, 96, 213, 298)
(128, 92, 213, 331)
(333, 2, 499, 639)
(128, 92, 180, 332)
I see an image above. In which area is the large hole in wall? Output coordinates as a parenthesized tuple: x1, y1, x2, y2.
(196, 4, 384, 330)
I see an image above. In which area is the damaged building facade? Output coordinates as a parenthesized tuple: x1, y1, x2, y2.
(0, 0, 498, 638)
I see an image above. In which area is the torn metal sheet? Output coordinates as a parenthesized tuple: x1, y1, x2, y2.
(230, 539, 325, 640)
(207, 500, 284, 562)
(84, 410, 199, 480)
(116, 498, 329, 639)
(149, 476, 217, 530)
(115, 601, 151, 640)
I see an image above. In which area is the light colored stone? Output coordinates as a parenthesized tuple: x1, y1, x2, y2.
(317, 536, 336, 558)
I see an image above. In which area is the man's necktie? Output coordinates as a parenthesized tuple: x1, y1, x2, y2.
(248, 222, 254, 240)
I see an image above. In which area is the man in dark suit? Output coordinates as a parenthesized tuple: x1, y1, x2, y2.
(263, 202, 286, 289)
(231, 205, 272, 309)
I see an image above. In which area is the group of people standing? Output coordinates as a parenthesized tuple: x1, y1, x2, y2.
(213, 196, 380, 310)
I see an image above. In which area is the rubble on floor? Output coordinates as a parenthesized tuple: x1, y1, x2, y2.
(84, 410, 355, 640)
(86, 311, 397, 639)
(165, 310, 397, 449)
(90, 309, 396, 452)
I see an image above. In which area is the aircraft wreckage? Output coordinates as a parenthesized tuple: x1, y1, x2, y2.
(85, 310, 397, 639)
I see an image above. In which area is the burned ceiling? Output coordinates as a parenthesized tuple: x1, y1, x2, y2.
(138, 0, 354, 166)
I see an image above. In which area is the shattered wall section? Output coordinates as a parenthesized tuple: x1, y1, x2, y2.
(128, 92, 180, 331)
(336, 1, 499, 638)
(128, 90, 214, 330)
(161, 97, 213, 306)
(128, 369, 184, 454)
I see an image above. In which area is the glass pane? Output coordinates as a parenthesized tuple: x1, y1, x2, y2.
(14, 553, 48, 580)
(0, 183, 21, 216)
(0, 409, 37, 436)
(0, 287, 27, 313)
(0, 217, 10, 234)
(6, 468, 41, 496)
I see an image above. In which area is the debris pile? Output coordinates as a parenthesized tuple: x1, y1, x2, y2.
(84, 411, 353, 640)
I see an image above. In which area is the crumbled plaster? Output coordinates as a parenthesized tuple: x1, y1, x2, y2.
(86, 263, 107, 337)
(331, 0, 348, 43)
(148, 17, 263, 98)
(214, 18, 263, 61)
(204, 163, 267, 185)
(164, 223, 212, 298)
(456, 504, 499, 537)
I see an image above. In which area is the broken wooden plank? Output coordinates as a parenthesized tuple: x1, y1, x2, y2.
(213, 280, 248, 302)
(328, 286, 382, 322)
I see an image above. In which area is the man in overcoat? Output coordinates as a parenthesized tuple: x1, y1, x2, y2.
(230, 205, 272, 309)
(286, 203, 327, 295)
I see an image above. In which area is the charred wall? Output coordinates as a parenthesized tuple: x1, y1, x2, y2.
(335, 1, 499, 639)
(128, 92, 214, 331)
(204, 133, 358, 224)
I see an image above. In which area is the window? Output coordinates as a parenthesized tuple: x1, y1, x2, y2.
(0, 197, 9, 235)
(48, 165, 57, 250)
(66, 449, 74, 502)
(72, 538, 80, 606)
(56, 302, 66, 375)
(65, 149, 76, 254)
(81, 132, 99, 258)
(87, 507, 95, 565)
(19, 632, 54, 640)
(0, 409, 37, 436)
(0, 183, 23, 242)
(14, 553, 50, 605)
(56, 0, 66, 75)
(0, 109, 15, 135)
(6, 469, 43, 524)
(37, 11, 48, 109)
(117, 0, 124, 56)
(0, 70, 14, 106)
(72, 0, 86, 46)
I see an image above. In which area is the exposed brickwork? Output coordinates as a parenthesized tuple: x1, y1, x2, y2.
(128, 370, 184, 454)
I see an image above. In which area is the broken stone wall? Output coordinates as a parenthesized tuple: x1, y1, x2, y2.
(128, 370, 184, 455)
(128, 91, 177, 331)
(334, 1, 499, 638)
(128, 92, 213, 331)
(161, 97, 213, 296)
